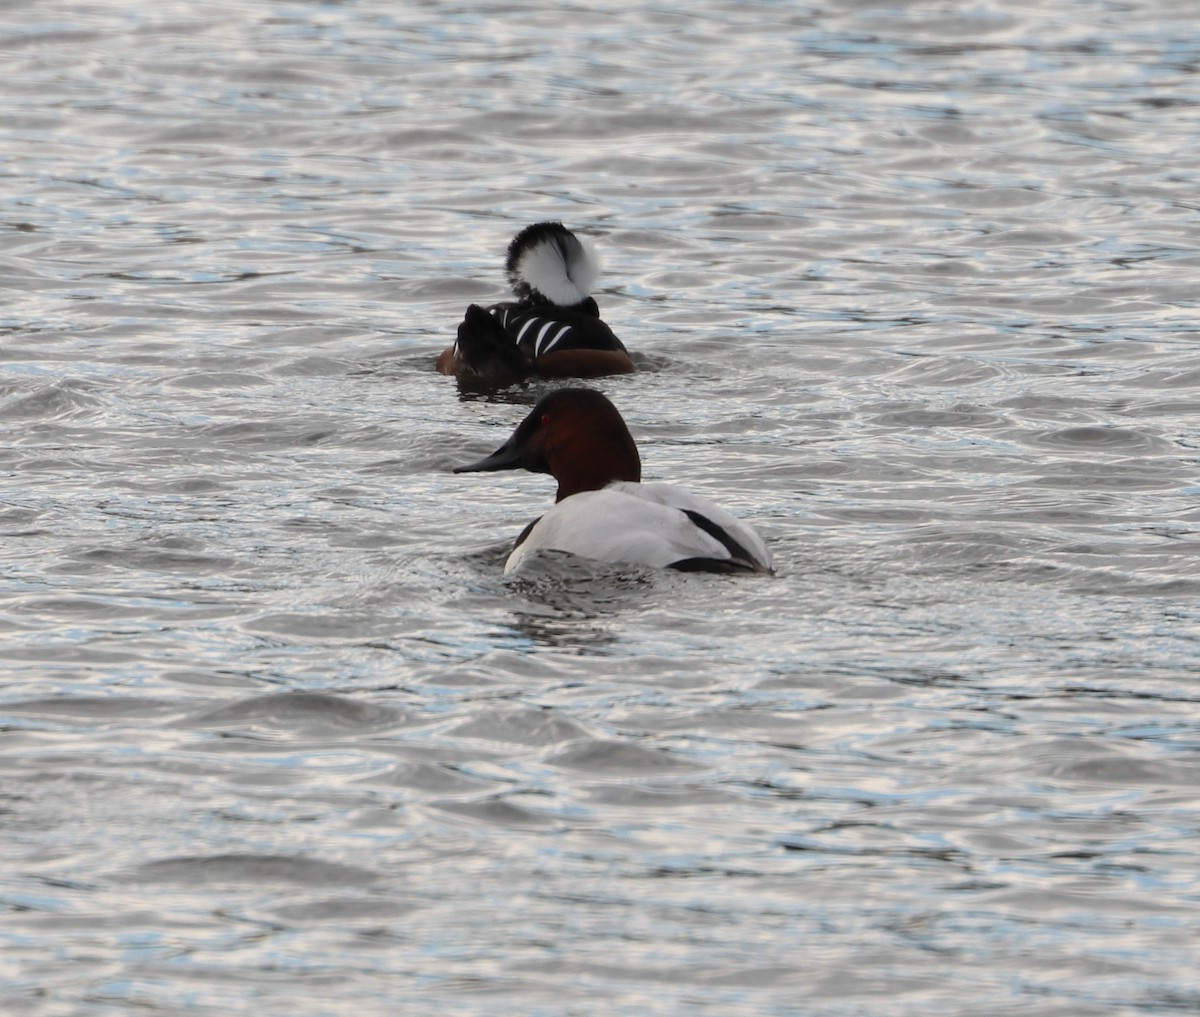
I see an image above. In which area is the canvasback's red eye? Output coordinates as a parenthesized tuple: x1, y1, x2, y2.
(540, 413, 551, 426)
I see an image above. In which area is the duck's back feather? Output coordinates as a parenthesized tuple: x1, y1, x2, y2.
(491, 300, 625, 358)
(504, 482, 772, 575)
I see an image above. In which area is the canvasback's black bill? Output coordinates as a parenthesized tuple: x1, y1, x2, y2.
(453, 437, 523, 474)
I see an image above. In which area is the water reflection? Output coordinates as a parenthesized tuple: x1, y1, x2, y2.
(4, 0, 1199, 1014)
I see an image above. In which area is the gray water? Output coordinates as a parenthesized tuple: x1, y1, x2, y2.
(2, 1, 1199, 1014)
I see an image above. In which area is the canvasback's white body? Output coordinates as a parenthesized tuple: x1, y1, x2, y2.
(455, 389, 772, 575)
(504, 480, 772, 575)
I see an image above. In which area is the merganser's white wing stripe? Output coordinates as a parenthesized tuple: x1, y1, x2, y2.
(537, 324, 573, 356)
(514, 317, 542, 345)
(485, 310, 582, 356)
(533, 321, 557, 355)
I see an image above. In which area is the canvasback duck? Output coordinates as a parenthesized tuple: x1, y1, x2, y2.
(436, 223, 634, 383)
(454, 388, 773, 575)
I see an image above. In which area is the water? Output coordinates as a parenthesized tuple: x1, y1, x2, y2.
(2, 1, 1199, 1014)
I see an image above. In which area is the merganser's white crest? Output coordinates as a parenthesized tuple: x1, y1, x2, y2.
(505, 222, 601, 307)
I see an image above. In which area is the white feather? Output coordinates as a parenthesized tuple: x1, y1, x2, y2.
(515, 235, 600, 306)
(504, 481, 771, 574)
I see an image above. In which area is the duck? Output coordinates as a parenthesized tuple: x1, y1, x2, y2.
(436, 222, 634, 383)
(454, 388, 772, 575)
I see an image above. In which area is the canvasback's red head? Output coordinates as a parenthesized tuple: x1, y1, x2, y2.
(455, 388, 641, 501)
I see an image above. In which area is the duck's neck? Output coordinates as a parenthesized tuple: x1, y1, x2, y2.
(551, 424, 641, 501)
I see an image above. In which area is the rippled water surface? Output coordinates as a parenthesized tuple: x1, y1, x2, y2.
(3, 1, 1199, 1014)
